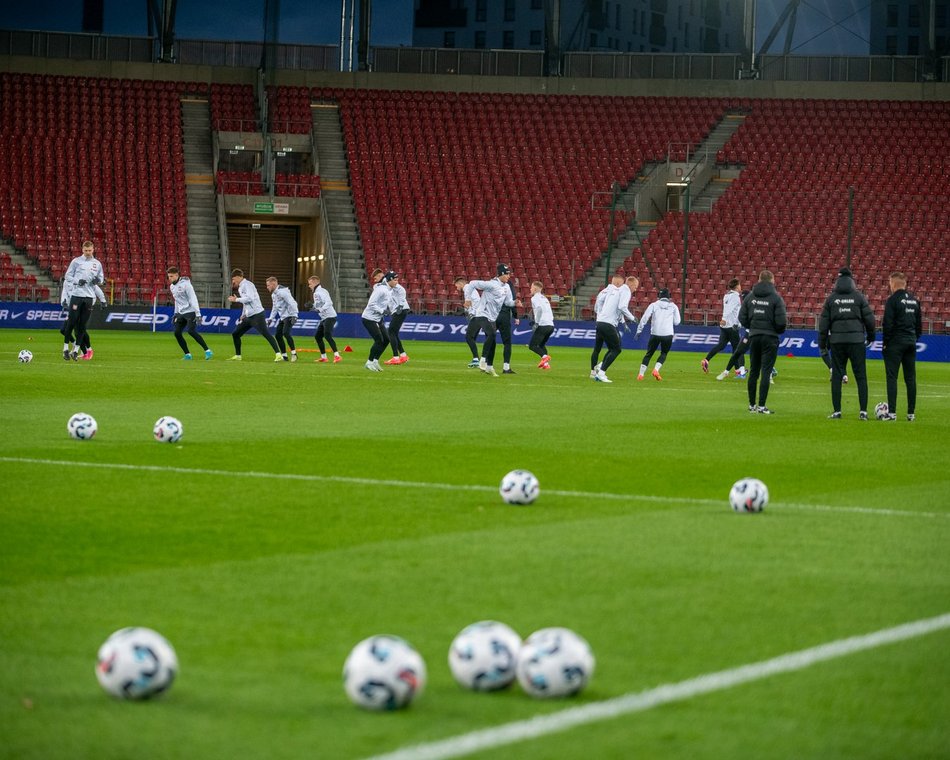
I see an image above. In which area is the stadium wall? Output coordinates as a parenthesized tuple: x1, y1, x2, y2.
(2, 54, 949, 102)
(4, 303, 948, 362)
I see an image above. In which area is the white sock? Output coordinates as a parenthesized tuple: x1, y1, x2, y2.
(639, 364, 647, 375)
(655, 362, 663, 371)
(503, 363, 510, 370)
(291, 350, 296, 356)
(321, 353, 326, 359)
(334, 352, 340, 357)
(63, 343, 69, 351)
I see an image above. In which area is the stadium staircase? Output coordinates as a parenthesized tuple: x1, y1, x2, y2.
(572, 110, 747, 313)
(312, 102, 368, 312)
(0, 241, 55, 301)
(181, 98, 226, 301)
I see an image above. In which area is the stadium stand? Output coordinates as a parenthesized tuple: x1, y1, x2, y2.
(325, 88, 723, 306)
(0, 72, 197, 300)
(210, 83, 257, 133)
(1, 69, 947, 328)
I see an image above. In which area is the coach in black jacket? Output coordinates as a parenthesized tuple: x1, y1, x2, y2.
(739, 270, 787, 414)
(882, 272, 922, 421)
(818, 268, 876, 420)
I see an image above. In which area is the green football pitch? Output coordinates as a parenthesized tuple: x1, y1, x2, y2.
(1, 329, 948, 759)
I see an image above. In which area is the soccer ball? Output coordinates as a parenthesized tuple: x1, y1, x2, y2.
(95, 627, 178, 700)
(500, 469, 540, 505)
(448, 620, 522, 692)
(729, 477, 769, 513)
(17, 349, 33, 363)
(516, 627, 595, 699)
(153, 416, 183, 443)
(875, 402, 889, 420)
(342, 635, 426, 710)
(67, 412, 97, 441)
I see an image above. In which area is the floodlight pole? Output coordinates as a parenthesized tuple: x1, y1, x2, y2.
(681, 180, 690, 311)
(846, 186, 854, 269)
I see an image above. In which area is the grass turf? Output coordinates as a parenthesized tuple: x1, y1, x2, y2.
(1, 328, 948, 759)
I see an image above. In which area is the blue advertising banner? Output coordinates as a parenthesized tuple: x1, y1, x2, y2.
(2, 302, 948, 362)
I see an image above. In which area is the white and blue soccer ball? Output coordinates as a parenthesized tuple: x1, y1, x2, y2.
(874, 402, 890, 420)
(17, 349, 33, 363)
(448, 620, 522, 692)
(67, 412, 97, 441)
(153, 416, 183, 443)
(343, 634, 427, 710)
(96, 627, 178, 700)
(729, 477, 769, 513)
(500, 469, 540, 505)
(516, 627, 595, 698)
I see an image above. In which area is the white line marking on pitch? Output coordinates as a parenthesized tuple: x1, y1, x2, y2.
(1, 457, 947, 519)
(361, 612, 950, 760)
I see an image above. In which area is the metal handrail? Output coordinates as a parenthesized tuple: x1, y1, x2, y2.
(319, 198, 341, 307)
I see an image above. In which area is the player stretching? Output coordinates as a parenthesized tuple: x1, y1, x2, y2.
(527, 281, 555, 369)
(308, 275, 341, 363)
(227, 269, 282, 361)
(167, 267, 212, 360)
(266, 276, 300, 362)
(637, 288, 681, 381)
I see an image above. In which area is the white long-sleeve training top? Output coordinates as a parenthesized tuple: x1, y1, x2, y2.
(596, 284, 636, 326)
(234, 278, 265, 319)
(639, 298, 681, 337)
(270, 285, 299, 320)
(312, 285, 337, 319)
(64, 256, 105, 299)
(462, 283, 482, 319)
(531, 292, 554, 327)
(169, 277, 201, 316)
(721, 289, 741, 328)
(470, 278, 514, 322)
(390, 282, 409, 312)
(362, 282, 394, 321)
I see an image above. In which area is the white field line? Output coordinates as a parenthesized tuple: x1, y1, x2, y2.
(362, 612, 950, 760)
(1, 457, 948, 520)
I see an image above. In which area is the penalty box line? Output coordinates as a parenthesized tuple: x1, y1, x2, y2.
(1, 456, 947, 519)
(362, 612, 950, 760)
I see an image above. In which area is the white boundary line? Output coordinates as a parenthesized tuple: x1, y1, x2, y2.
(1, 456, 947, 519)
(363, 612, 950, 760)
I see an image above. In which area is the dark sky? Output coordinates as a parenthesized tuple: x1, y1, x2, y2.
(3, 0, 870, 54)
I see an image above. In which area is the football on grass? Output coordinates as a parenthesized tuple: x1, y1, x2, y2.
(96, 627, 178, 700)
(153, 416, 183, 443)
(499, 469, 540, 505)
(729, 477, 769, 513)
(516, 627, 595, 698)
(17, 349, 33, 363)
(343, 635, 426, 710)
(448, 620, 522, 691)
(875, 402, 889, 420)
(67, 412, 97, 440)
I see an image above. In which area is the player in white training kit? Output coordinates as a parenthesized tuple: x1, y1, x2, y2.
(703, 278, 743, 380)
(458, 275, 483, 367)
(167, 266, 212, 360)
(62, 240, 105, 361)
(227, 269, 282, 361)
(636, 288, 681, 381)
(385, 275, 411, 365)
(528, 281, 555, 370)
(467, 264, 519, 377)
(266, 276, 300, 362)
(362, 271, 398, 371)
(590, 274, 638, 383)
(308, 274, 341, 363)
